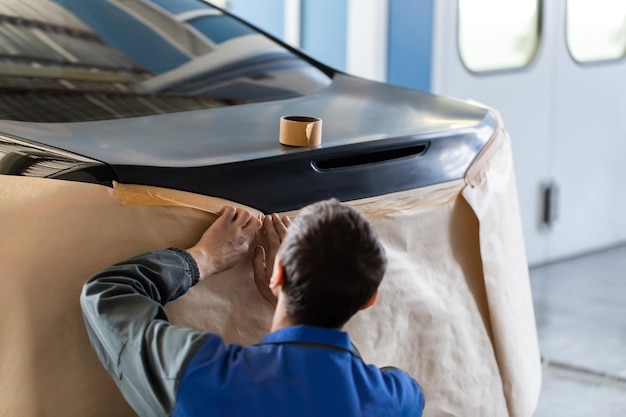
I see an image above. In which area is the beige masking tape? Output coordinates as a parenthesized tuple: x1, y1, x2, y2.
(279, 115, 322, 147)
(114, 179, 464, 223)
(464, 108, 507, 187)
(113, 182, 264, 219)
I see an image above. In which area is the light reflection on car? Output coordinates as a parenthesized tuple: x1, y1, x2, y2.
(0, 0, 331, 123)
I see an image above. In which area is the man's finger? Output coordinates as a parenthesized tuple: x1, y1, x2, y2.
(252, 245, 278, 307)
(243, 216, 262, 235)
(265, 215, 281, 247)
(233, 208, 252, 226)
(252, 245, 266, 281)
(260, 214, 271, 234)
(219, 205, 236, 220)
(272, 213, 289, 240)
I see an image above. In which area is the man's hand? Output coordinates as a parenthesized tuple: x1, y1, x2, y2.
(187, 206, 262, 281)
(253, 214, 291, 307)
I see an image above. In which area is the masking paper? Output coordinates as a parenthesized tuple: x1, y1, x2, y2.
(0, 119, 540, 416)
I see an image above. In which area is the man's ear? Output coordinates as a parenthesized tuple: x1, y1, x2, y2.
(269, 259, 284, 289)
(360, 290, 378, 310)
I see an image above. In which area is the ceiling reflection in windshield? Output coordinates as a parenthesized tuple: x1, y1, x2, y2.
(0, 0, 332, 122)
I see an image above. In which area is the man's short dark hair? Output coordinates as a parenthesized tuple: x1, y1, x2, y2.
(277, 199, 387, 328)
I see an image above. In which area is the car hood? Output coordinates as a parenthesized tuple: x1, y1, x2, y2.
(0, 73, 493, 168)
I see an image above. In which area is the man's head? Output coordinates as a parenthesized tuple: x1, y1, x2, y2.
(271, 199, 387, 329)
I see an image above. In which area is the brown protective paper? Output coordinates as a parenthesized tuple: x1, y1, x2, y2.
(462, 124, 542, 417)
(0, 116, 540, 417)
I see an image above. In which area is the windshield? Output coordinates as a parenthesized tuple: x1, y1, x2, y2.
(0, 0, 332, 122)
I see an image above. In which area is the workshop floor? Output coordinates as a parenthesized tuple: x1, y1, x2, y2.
(530, 244, 626, 416)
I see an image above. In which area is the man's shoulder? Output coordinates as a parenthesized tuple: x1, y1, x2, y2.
(373, 365, 425, 414)
(378, 365, 422, 389)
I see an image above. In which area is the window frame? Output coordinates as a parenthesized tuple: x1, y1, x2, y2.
(456, 0, 544, 75)
(565, 0, 626, 65)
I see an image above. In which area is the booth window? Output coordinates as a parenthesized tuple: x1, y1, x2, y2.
(211, 0, 230, 8)
(567, 0, 626, 63)
(458, 0, 541, 72)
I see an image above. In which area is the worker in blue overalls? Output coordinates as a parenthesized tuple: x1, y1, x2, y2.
(81, 198, 425, 417)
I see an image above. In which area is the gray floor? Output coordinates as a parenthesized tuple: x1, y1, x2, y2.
(530, 244, 626, 416)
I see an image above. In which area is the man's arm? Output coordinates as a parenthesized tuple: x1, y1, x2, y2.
(80, 207, 261, 417)
(81, 249, 208, 416)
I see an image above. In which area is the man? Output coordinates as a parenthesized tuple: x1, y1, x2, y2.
(81, 199, 425, 416)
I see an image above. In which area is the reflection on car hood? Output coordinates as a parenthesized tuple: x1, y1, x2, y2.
(0, 73, 493, 167)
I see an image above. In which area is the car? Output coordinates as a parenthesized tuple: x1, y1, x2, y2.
(0, 1, 541, 416)
(0, 0, 494, 213)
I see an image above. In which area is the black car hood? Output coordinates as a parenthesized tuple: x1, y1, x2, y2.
(0, 74, 496, 212)
(0, 73, 493, 167)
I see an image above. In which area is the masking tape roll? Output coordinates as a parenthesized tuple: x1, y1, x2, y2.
(279, 115, 322, 147)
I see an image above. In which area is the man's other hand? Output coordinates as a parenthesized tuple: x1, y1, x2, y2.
(253, 213, 291, 307)
(187, 206, 262, 280)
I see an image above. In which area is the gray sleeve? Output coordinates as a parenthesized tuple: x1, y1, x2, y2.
(80, 248, 209, 417)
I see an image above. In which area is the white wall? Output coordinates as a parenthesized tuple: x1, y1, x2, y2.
(431, 0, 626, 264)
(346, 0, 388, 81)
